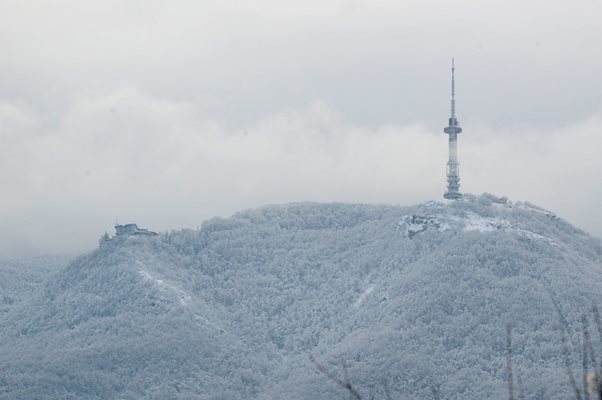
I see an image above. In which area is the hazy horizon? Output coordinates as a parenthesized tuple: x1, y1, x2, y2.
(1, 0, 601, 257)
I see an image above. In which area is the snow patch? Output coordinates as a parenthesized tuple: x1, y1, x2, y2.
(400, 209, 555, 244)
(400, 215, 452, 238)
(463, 212, 511, 233)
(136, 260, 191, 306)
(194, 314, 226, 333)
(354, 285, 375, 308)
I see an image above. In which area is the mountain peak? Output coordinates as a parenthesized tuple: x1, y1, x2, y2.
(2, 195, 602, 399)
(399, 193, 565, 243)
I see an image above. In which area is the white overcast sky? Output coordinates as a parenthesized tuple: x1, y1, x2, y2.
(1, 0, 601, 256)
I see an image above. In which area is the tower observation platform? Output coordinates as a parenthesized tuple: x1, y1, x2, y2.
(443, 58, 463, 200)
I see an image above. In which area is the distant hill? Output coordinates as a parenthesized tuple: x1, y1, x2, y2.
(2, 194, 602, 399)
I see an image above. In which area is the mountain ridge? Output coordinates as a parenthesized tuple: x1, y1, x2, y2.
(2, 194, 602, 399)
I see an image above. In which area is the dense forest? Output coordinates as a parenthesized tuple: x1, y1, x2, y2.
(2, 194, 602, 399)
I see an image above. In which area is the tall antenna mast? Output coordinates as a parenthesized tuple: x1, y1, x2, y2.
(443, 57, 463, 200)
(451, 57, 456, 120)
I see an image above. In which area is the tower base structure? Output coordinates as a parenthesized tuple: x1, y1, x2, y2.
(444, 173, 462, 200)
(444, 190, 462, 200)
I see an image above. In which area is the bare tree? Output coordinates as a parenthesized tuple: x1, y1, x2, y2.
(309, 301, 602, 400)
(506, 324, 515, 400)
(551, 296, 582, 400)
(309, 354, 363, 400)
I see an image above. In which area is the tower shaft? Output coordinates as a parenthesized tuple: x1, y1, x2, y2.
(443, 58, 462, 200)
(446, 133, 460, 196)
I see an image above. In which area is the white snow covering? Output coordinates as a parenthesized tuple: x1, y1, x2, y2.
(353, 284, 375, 308)
(136, 260, 191, 306)
(399, 197, 556, 244)
(2, 194, 601, 400)
(463, 212, 509, 232)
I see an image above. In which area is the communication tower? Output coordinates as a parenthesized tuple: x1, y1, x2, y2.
(443, 58, 463, 200)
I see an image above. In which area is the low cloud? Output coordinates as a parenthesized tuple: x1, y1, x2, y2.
(1, 88, 601, 256)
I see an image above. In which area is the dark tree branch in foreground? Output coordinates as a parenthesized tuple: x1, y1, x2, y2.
(592, 304, 602, 400)
(584, 314, 598, 377)
(309, 354, 445, 400)
(383, 379, 392, 400)
(551, 296, 582, 400)
(308, 297, 602, 400)
(506, 324, 515, 400)
(309, 354, 363, 400)
(582, 316, 591, 400)
(593, 306, 602, 366)
(516, 374, 525, 400)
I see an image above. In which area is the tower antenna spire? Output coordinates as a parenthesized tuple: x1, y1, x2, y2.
(443, 57, 463, 200)
(451, 57, 456, 119)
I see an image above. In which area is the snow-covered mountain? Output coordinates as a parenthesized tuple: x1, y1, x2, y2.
(2, 194, 602, 399)
(0, 256, 70, 317)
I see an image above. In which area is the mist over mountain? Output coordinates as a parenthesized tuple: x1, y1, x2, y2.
(2, 194, 602, 399)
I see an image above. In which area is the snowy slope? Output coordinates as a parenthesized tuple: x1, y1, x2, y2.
(1, 238, 270, 399)
(0, 256, 70, 316)
(1, 194, 602, 399)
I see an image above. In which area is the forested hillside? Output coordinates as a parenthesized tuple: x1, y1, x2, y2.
(0, 256, 70, 317)
(2, 194, 602, 399)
